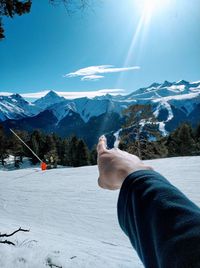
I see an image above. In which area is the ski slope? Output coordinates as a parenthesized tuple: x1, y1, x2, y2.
(0, 156, 200, 268)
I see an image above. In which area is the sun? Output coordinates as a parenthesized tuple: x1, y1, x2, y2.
(142, 0, 169, 22)
(116, 0, 170, 87)
(134, 0, 170, 29)
(143, 0, 159, 14)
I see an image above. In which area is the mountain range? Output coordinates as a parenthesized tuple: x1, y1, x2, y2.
(0, 80, 200, 148)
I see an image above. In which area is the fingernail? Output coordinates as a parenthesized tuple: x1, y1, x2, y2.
(99, 135, 106, 140)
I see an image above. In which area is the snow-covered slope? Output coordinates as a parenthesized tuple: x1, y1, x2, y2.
(49, 97, 130, 123)
(0, 94, 40, 121)
(125, 80, 200, 100)
(0, 156, 199, 267)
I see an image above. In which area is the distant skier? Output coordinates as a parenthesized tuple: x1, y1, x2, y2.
(97, 135, 200, 268)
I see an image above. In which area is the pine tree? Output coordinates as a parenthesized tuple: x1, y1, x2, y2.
(120, 104, 159, 158)
(29, 130, 45, 164)
(60, 138, 70, 166)
(52, 133, 62, 164)
(0, 125, 8, 166)
(68, 136, 79, 167)
(194, 123, 200, 155)
(166, 123, 196, 156)
(140, 139, 168, 160)
(44, 134, 57, 154)
(177, 123, 195, 156)
(166, 130, 179, 157)
(90, 145, 97, 165)
(29, 136, 38, 164)
(77, 139, 90, 166)
(10, 129, 29, 166)
(195, 123, 200, 140)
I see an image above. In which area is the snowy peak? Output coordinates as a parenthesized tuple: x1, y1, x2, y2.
(175, 80, 189, 86)
(0, 80, 199, 135)
(124, 80, 200, 101)
(149, 82, 161, 88)
(46, 90, 60, 98)
(10, 93, 25, 101)
(34, 90, 65, 109)
(162, 81, 174, 88)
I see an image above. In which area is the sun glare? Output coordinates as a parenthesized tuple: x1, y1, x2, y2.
(143, 0, 159, 15)
(116, 0, 170, 88)
(142, 0, 169, 23)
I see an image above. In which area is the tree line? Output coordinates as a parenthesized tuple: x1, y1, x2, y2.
(119, 122, 200, 160)
(0, 126, 97, 168)
(0, 105, 200, 168)
(119, 104, 200, 160)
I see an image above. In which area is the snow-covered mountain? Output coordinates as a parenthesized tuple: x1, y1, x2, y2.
(34, 90, 66, 110)
(0, 94, 40, 121)
(1, 80, 200, 147)
(116, 80, 200, 100)
(47, 97, 129, 123)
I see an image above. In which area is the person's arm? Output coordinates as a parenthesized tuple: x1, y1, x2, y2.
(117, 169, 200, 268)
(97, 136, 200, 268)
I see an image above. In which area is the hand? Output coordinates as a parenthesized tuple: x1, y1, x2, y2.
(97, 135, 153, 190)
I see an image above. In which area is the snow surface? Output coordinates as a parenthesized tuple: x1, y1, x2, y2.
(0, 156, 200, 268)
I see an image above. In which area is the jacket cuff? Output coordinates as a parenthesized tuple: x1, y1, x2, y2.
(117, 169, 164, 233)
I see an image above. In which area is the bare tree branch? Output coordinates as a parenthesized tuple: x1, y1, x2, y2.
(0, 227, 30, 246)
(0, 239, 15, 246)
(46, 257, 62, 268)
(49, 0, 92, 16)
(0, 0, 92, 39)
(0, 227, 30, 238)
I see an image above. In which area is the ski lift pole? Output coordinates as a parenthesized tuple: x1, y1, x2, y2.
(9, 129, 47, 170)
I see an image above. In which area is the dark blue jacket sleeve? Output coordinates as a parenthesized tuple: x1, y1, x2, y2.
(117, 170, 200, 268)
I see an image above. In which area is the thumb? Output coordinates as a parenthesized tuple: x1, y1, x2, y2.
(97, 135, 107, 154)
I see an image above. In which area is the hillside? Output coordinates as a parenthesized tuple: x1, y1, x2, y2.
(0, 156, 200, 268)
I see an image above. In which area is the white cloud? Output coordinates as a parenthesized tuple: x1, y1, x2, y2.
(0, 92, 14, 96)
(21, 91, 50, 99)
(64, 65, 140, 81)
(81, 75, 104, 81)
(12, 89, 125, 100)
(1, 89, 126, 100)
(57, 89, 125, 99)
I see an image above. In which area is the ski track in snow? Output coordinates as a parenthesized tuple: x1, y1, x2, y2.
(113, 129, 122, 149)
(153, 99, 174, 136)
(0, 156, 200, 267)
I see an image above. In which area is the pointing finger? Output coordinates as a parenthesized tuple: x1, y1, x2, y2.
(97, 135, 107, 154)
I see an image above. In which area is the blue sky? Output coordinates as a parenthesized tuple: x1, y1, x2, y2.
(0, 0, 199, 98)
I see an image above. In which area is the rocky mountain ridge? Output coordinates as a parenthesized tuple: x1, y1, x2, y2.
(0, 80, 199, 147)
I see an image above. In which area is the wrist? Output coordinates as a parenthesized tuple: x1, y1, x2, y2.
(122, 164, 153, 182)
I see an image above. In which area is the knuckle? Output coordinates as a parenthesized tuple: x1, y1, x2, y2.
(98, 149, 108, 158)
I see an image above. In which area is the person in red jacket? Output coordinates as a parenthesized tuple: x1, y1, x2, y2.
(97, 135, 200, 268)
